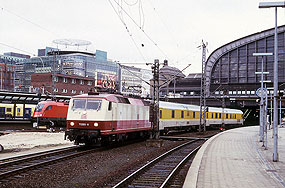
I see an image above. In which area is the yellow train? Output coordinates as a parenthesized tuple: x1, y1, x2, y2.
(159, 101, 243, 132)
(0, 103, 36, 119)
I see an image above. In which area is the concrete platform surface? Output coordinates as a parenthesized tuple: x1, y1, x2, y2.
(183, 126, 285, 188)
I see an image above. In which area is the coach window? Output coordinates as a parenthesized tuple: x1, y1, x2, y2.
(187, 111, 190, 117)
(160, 110, 162, 118)
(215, 113, 217, 119)
(219, 113, 221, 119)
(108, 102, 112, 111)
(211, 113, 213, 119)
(193, 112, 195, 119)
(226, 114, 228, 119)
(207, 113, 208, 118)
(172, 110, 175, 118)
(181, 111, 184, 118)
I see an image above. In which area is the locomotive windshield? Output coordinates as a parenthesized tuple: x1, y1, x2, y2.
(35, 104, 45, 112)
(72, 99, 102, 111)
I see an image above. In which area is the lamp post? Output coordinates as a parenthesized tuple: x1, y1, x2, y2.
(259, 1, 285, 162)
(263, 80, 271, 150)
(254, 52, 272, 144)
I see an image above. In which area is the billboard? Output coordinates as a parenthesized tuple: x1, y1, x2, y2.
(96, 72, 117, 89)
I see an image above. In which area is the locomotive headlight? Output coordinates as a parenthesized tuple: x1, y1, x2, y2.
(40, 113, 43, 117)
(70, 122, 75, 126)
(94, 122, 99, 127)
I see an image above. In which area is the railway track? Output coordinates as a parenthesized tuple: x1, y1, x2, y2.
(0, 145, 97, 181)
(109, 139, 204, 188)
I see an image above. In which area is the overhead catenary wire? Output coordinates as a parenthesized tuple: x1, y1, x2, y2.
(0, 6, 57, 37)
(0, 42, 36, 56)
(108, 0, 147, 62)
(110, 0, 169, 60)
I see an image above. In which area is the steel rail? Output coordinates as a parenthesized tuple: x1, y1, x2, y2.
(112, 140, 198, 188)
(160, 145, 201, 188)
(0, 145, 78, 164)
(0, 147, 97, 180)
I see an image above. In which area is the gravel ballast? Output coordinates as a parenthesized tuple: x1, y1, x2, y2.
(0, 130, 218, 188)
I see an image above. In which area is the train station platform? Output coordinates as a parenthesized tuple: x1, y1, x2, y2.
(183, 126, 285, 188)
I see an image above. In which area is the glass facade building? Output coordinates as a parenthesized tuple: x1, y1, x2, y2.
(17, 49, 119, 92)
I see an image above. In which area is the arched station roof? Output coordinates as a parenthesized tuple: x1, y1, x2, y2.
(205, 25, 285, 95)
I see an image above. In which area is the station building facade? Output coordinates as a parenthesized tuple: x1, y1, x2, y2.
(162, 25, 285, 103)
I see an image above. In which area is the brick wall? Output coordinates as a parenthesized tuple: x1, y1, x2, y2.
(31, 73, 95, 96)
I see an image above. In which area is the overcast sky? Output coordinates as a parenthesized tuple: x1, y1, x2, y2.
(0, 0, 284, 75)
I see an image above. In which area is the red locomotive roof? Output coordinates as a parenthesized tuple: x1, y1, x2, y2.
(38, 101, 68, 106)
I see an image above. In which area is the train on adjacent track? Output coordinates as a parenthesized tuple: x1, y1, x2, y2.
(0, 103, 36, 120)
(65, 92, 243, 145)
(32, 101, 69, 128)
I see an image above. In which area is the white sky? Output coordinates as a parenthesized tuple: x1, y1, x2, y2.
(0, 0, 284, 75)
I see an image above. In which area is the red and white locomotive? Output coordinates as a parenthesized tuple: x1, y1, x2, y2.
(65, 92, 151, 145)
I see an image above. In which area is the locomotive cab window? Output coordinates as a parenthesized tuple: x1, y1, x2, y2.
(46, 106, 52, 111)
(35, 104, 45, 112)
(72, 99, 86, 109)
(86, 100, 102, 110)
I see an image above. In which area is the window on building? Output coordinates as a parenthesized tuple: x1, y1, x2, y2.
(80, 80, 84, 85)
(80, 90, 84, 94)
(71, 79, 76, 84)
(71, 90, 76, 94)
(62, 89, 67, 93)
(63, 78, 67, 83)
(54, 77, 58, 82)
(87, 81, 92, 86)
(54, 88, 58, 92)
